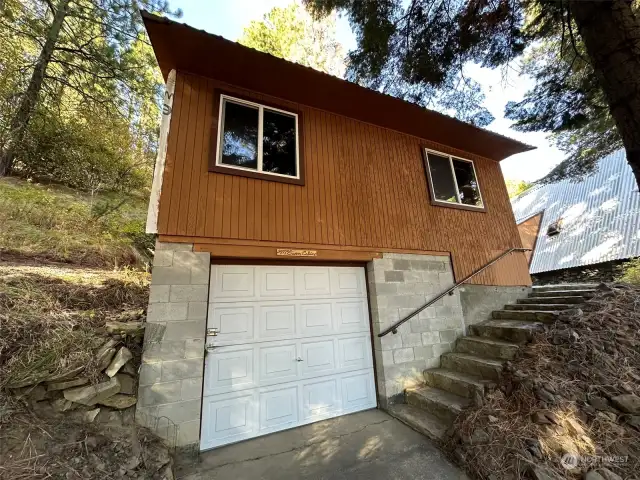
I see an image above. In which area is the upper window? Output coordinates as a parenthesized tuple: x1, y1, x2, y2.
(216, 94, 299, 179)
(424, 149, 484, 209)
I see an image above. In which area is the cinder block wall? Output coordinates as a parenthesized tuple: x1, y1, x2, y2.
(136, 241, 210, 451)
(459, 284, 530, 327)
(368, 253, 464, 407)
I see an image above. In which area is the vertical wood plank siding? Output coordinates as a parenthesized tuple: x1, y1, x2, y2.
(517, 213, 543, 265)
(158, 73, 530, 286)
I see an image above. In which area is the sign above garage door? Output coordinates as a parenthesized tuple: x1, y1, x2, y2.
(200, 265, 376, 450)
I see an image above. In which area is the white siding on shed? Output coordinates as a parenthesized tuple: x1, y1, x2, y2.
(511, 150, 640, 274)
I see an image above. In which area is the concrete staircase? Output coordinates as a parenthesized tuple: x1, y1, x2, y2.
(388, 284, 596, 440)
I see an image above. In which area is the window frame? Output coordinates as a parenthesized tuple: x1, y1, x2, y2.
(422, 147, 486, 212)
(212, 93, 303, 184)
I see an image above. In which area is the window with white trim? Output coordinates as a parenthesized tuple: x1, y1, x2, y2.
(216, 94, 300, 179)
(424, 149, 484, 208)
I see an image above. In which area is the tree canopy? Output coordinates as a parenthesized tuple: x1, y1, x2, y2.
(0, 0, 180, 196)
(304, 0, 640, 188)
(239, 2, 345, 78)
(240, 1, 493, 127)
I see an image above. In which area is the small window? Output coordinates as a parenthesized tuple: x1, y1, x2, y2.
(424, 149, 484, 209)
(216, 94, 299, 179)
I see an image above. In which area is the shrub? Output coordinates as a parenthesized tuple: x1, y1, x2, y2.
(618, 257, 640, 285)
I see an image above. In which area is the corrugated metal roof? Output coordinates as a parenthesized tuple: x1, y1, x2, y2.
(511, 149, 640, 274)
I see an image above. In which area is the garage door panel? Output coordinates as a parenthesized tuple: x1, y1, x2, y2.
(298, 301, 333, 335)
(202, 392, 257, 447)
(259, 304, 296, 338)
(259, 386, 298, 432)
(212, 266, 256, 300)
(295, 267, 331, 296)
(204, 346, 255, 395)
(302, 378, 340, 421)
(300, 339, 335, 375)
(337, 335, 372, 370)
(260, 267, 295, 297)
(259, 343, 298, 382)
(333, 299, 368, 333)
(341, 372, 375, 411)
(209, 304, 255, 343)
(330, 267, 366, 296)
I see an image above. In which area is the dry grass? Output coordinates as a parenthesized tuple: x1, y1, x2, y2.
(0, 264, 149, 391)
(0, 407, 170, 480)
(446, 285, 640, 479)
(0, 177, 152, 268)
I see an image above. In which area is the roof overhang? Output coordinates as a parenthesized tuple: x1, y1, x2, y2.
(141, 11, 535, 161)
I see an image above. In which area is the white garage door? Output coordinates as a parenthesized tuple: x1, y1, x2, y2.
(200, 265, 376, 450)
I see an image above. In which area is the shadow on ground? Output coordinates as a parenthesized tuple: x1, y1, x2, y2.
(176, 409, 467, 480)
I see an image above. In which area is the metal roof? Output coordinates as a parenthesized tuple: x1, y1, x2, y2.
(511, 149, 640, 274)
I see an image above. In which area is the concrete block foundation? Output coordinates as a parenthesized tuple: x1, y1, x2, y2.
(136, 240, 210, 451)
(367, 253, 465, 407)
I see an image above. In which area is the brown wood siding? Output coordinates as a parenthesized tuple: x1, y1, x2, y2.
(517, 212, 543, 265)
(158, 72, 531, 286)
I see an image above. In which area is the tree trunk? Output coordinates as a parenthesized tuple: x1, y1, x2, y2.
(0, 0, 71, 176)
(570, 0, 640, 190)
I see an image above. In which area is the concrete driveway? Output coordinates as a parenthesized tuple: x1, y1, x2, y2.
(175, 409, 467, 480)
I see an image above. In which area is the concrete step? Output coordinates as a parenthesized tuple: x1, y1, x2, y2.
(532, 283, 598, 292)
(518, 296, 585, 305)
(455, 336, 520, 360)
(387, 404, 449, 441)
(441, 352, 504, 381)
(471, 319, 544, 343)
(405, 385, 471, 423)
(492, 309, 559, 324)
(505, 303, 574, 311)
(423, 368, 494, 400)
(529, 289, 595, 298)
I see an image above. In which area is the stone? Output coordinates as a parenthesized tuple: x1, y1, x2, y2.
(64, 377, 120, 406)
(105, 347, 133, 377)
(531, 410, 558, 425)
(105, 321, 145, 336)
(610, 394, 640, 414)
(524, 438, 543, 459)
(622, 415, 640, 430)
(121, 362, 136, 376)
(588, 395, 610, 411)
(488, 415, 499, 423)
(469, 428, 490, 445)
(116, 373, 136, 395)
(83, 408, 101, 423)
(97, 347, 117, 371)
(13, 384, 48, 401)
(98, 394, 137, 409)
(585, 469, 623, 480)
(7, 372, 49, 388)
(47, 377, 89, 391)
(528, 465, 563, 480)
(51, 398, 78, 412)
(535, 387, 556, 404)
(45, 365, 86, 383)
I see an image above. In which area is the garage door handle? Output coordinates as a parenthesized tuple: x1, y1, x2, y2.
(295, 357, 304, 362)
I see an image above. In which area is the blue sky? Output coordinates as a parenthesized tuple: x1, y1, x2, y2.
(171, 0, 564, 182)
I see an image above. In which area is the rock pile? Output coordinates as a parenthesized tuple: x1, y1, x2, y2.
(10, 320, 144, 426)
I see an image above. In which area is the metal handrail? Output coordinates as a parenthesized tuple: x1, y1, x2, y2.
(377, 247, 531, 337)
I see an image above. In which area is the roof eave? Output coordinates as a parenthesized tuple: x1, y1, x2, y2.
(141, 10, 535, 161)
